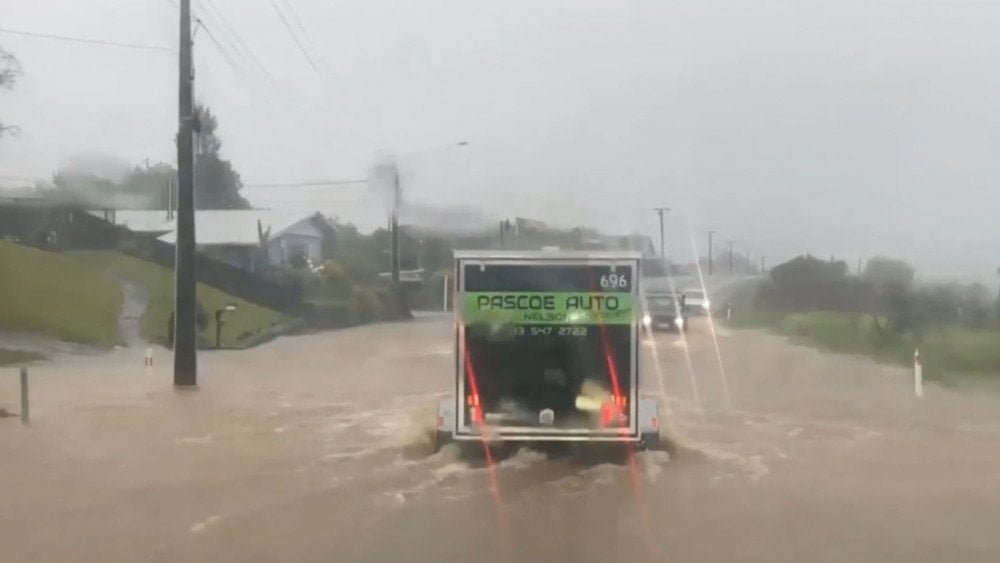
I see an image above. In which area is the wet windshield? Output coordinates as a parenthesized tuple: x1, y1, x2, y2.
(3, 2, 1000, 561)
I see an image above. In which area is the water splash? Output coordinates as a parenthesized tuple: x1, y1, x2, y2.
(689, 236, 733, 410)
(662, 258, 704, 415)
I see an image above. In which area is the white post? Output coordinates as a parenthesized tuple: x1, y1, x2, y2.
(442, 274, 450, 312)
(145, 347, 154, 369)
(913, 348, 923, 398)
(20, 367, 29, 425)
(726, 302, 732, 321)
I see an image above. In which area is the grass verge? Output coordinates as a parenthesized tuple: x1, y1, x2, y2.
(72, 252, 288, 349)
(0, 241, 122, 347)
(728, 281, 1000, 384)
(0, 348, 46, 367)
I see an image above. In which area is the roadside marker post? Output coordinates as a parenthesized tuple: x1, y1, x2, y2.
(145, 348, 154, 368)
(913, 349, 923, 398)
(19, 367, 29, 425)
(442, 274, 450, 312)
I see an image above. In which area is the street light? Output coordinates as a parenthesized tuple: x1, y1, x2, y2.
(215, 303, 237, 349)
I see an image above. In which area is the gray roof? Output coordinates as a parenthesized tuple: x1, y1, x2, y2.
(90, 209, 324, 246)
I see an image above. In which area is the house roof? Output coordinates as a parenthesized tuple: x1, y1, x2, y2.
(86, 210, 174, 234)
(158, 210, 324, 246)
(89, 209, 325, 246)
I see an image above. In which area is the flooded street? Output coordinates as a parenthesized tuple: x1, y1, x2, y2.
(2, 316, 999, 562)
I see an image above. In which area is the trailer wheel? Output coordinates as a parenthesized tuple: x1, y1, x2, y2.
(433, 430, 452, 453)
(640, 432, 662, 451)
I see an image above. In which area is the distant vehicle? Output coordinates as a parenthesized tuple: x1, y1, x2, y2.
(683, 288, 710, 315)
(434, 250, 661, 454)
(643, 291, 688, 332)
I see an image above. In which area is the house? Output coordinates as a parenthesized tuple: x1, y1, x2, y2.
(92, 209, 333, 272)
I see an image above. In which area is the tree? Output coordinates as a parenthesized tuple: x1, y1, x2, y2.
(1, 46, 22, 138)
(862, 257, 915, 289)
(192, 105, 250, 209)
(421, 237, 453, 273)
(123, 162, 176, 209)
(764, 254, 851, 311)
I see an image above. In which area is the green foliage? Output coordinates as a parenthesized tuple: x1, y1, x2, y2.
(1, 46, 20, 138)
(350, 288, 379, 323)
(863, 257, 915, 288)
(775, 311, 1000, 381)
(0, 241, 122, 347)
(47, 105, 248, 210)
(191, 105, 249, 209)
(308, 260, 353, 300)
(420, 236, 453, 272)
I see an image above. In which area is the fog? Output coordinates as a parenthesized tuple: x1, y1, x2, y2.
(2, 0, 1000, 280)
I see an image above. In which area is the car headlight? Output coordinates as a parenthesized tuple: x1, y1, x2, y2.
(642, 313, 652, 326)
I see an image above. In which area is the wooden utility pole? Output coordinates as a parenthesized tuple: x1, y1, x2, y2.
(707, 230, 715, 275)
(728, 240, 734, 275)
(173, 0, 197, 387)
(390, 170, 400, 283)
(654, 207, 670, 260)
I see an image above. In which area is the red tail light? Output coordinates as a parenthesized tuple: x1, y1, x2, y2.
(471, 406, 483, 424)
(466, 394, 480, 407)
(614, 395, 627, 410)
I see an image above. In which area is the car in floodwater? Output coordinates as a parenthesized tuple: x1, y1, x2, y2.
(642, 291, 688, 332)
(682, 288, 710, 316)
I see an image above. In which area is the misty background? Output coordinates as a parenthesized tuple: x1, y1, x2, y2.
(2, 0, 999, 281)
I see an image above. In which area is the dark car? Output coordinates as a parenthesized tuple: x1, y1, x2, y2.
(643, 292, 688, 332)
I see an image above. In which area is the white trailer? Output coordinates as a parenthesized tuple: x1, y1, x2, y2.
(434, 250, 661, 453)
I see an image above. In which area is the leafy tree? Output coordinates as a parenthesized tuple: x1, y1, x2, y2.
(420, 237, 453, 273)
(763, 255, 851, 311)
(862, 257, 915, 289)
(0, 46, 21, 138)
(123, 162, 176, 209)
(193, 105, 250, 209)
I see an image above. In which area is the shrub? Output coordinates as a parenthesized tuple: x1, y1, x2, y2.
(350, 288, 379, 323)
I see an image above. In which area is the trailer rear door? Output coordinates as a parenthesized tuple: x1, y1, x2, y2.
(456, 258, 639, 439)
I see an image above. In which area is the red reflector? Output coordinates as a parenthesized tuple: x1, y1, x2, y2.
(466, 394, 480, 407)
(471, 406, 483, 424)
(614, 395, 627, 409)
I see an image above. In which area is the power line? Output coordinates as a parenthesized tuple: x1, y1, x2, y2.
(194, 19, 243, 74)
(267, 0, 319, 72)
(194, 3, 245, 67)
(0, 28, 172, 52)
(199, 0, 278, 86)
(244, 179, 366, 188)
(198, 0, 248, 57)
(278, 0, 318, 56)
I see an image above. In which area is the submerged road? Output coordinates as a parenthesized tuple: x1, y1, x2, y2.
(2, 315, 999, 562)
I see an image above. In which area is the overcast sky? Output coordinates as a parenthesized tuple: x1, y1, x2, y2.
(2, 0, 999, 281)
